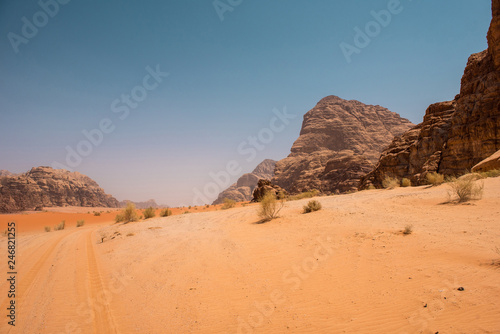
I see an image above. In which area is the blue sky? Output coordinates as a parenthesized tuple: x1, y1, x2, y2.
(0, 0, 493, 206)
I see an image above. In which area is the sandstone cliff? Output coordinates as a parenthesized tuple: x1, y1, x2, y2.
(0, 167, 119, 213)
(212, 159, 276, 204)
(272, 96, 413, 194)
(361, 0, 500, 188)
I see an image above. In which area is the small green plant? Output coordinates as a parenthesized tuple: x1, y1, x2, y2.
(258, 192, 285, 221)
(160, 208, 172, 217)
(54, 220, 66, 231)
(288, 190, 319, 201)
(76, 220, 85, 227)
(403, 224, 413, 235)
(448, 176, 484, 203)
(303, 200, 322, 213)
(401, 178, 411, 187)
(143, 207, 156, 219)
(93, 211, 101, 216)
(221, 198, 236, 210)
(426, 172, 445, 186)
(44, 226, 51, 232)
(382, 176, 400, 189)
(115, 202, 139, 223)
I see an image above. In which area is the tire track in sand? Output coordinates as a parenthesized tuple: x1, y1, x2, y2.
(86, 231, 118, 334)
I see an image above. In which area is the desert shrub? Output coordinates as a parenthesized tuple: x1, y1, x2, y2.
(160, 208, 172, 217)
(205, 204, 210, 208)
(44, 226, 51, 232)
(403, 224, 413, 235)
(288, 190, 319, 201)
(143, 207, 156, 219)
(382, 176, 400, 189)
(426, 172, 445, 186)
(401, 178, 412, 187)
(76, 220, 85, 227)
(115, 202, 139, 223)
(303, 200, 322, 213)
(93, 211, 101, 216)
(221, 198, 236, 210)
(54, 220, 65, 231)
(448, 176, 484, 203)
(258, 192, 285, 221)
(479, 169, 500, 179)
(188, 205, 192, 209)
(183, 211, 190, 214)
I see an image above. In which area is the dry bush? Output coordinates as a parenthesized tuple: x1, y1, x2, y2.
(76, 220, 85, 227)
(222, 198, 236, 210)
(447, 176, 484, 203)
(143, 207, 156, 219)
(115, 202, 139, 223)
(44, 226, 51, 232)
(479, 169, 500, 178)
(426, 172, 445, 186)
(258, 192, 285, 221)
(303, 200, 322, 213)
(54, 220, 65, 231)
(403, 224, 413, 235)
(93, 211, 101, 216)
(288, 190, 319, 201)
(160, 208, 172, 217)
(382, 176, 400, 189)
(401, 178, 412, 187)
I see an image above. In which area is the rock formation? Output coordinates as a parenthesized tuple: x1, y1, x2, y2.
(212, 159, 276, 204)
(0, 166, 119, 213)
(472, 149, 500, 172)
(361, 0, 500, 188)
(272, 96, 414, 194)
(119, 199, 159, 209)
(251, 179, 287, 202)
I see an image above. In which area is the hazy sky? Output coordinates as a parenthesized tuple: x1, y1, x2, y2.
(0, 0, 493, 206)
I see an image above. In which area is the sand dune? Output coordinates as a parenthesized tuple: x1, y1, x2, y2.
(1, 179, 499, 333)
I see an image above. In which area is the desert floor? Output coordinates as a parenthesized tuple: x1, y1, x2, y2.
(1, 179, 499, 333)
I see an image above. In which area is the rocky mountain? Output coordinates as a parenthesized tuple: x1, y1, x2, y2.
(212, 159, 276, 204)
(272, 96, 414, 194)
(0, 166, 119, 213)
(0, 170, 16, 177)
(119, 199, 160, 209)
(360, 0, 500, 188)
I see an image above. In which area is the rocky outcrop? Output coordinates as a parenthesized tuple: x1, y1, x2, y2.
(272, 96, 413, 194)
(0, 170, 16, 177)
(361, 1, 500, 188)
(251, 179, 287, 202)
(472, 149, 500, 172)
(212, 159, 276, 204)
(0, 166, 119, 213)
(119, 199, 159, 209)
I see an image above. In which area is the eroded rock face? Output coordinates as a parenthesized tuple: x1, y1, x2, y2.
(361, 1, 500, 188)
(212, 159, 276, 204)
(472, 149, 500, 172)
(0, 167, 119, 213)
(272, 96, 413, 194)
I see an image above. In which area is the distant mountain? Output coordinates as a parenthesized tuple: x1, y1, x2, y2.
(119, 199, 160, 209)
(0, 170, 16, 177)
(212, 159, 276, 204)
(0, 166, 119, 213)
(272, 96, 414, 194)
(361, 0, 500, 188)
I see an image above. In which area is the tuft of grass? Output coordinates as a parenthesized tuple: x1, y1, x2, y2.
(93, 211, 101, 216)
(76, 220, 85, 228)
(288, 190, 319, 201)
(257, 192, 285, 221)
(401, 178, 412, 187)
(44, 226, 51, 232)
(221, 198, 236, 210)
(303, 200, 322, 213)
(143, 207, 156, 219)
(479, 169, 500, 178)
(403, 224, 413, 235)
(115, 202, 139, 223)
(447, 176, 484, 203)
(183, 211, 191, 214)
(54, 220, 66, 231)
(382, 176, 400, 189)
(426, 172, 445, 186)
(160, 208, 172, 217)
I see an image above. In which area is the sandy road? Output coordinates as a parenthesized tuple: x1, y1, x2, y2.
(0, 224, 117, 333)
